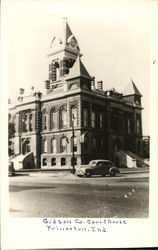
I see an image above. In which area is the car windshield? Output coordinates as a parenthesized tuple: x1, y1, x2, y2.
(89, 161, 96, 165)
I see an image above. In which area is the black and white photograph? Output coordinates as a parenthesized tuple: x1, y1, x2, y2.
(1, 0, 158, 249)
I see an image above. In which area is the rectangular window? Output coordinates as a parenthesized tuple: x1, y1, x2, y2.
(72, 137, 77, 152)
(120, 117, 124, 131)
(42, 115, 47, 130)
(83, 110, 88, 127)
(101, 138, 104, 149)
(22, 114, 28, 132)
(71, 108, 77, 127)
(61, 138, 67, 153)
(51, 139, 56, 153)
(92, 137, 97, 152)
(127, 119, 131, 133)
(60, 110, 67, 129)
(43, 139, 47, 153)
(51, 112, 57, 129)
(63, 112, 67, 127)
(29, 123, 33, 132)
(91, 112, 95, 128)
(100, 113, 103, 128)
(29, 114, 33, 132)
(112, 115, 119, 132)
(136, 120, 141, 134)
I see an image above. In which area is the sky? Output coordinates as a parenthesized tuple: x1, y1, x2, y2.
(4, 0, 157, 135)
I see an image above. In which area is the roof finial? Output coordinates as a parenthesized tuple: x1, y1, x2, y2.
(62, 17, 67, 21)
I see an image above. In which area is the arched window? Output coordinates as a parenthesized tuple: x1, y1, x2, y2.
(42, 138, 47, 153)
(22, 138, 31, 155)
(51, 138, 56, 153)
(61, 157, 66, 166)
(59, 107, 67, 129)
(43, 158, 47, 166)
(42, 111, 47, 131)
(71, 106, 77, 127)
(60, 137, 67, 153)
(29, 114, 33, 131)
(50, 109, 57, 130)
(51, 158, 56, 166)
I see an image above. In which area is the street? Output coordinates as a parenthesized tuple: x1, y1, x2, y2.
(9, 169, 149, 218)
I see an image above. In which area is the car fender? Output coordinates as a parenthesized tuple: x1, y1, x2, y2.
(109, 166, 120, 173)
(85, 168, 92, 174)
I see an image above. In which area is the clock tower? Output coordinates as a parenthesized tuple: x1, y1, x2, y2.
(46, 18, 80, 90)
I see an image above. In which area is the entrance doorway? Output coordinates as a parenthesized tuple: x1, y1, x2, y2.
(114, 138, 121, 152)
(22, 139, 31, 155)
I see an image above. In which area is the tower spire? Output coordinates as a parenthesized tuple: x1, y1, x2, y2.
(46, 19, 81, 90)
(62, 17, 73, 45)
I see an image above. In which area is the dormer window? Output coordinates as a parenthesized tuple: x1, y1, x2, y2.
(135, 96, 141, 105)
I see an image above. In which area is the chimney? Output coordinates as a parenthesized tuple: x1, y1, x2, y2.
(19, 88, 24, 95)
(45, 80, 50, 90)
(30, 86, 35, 94)
(17, 88, 24, 102)
(97, 81, 103, 90)
(91, 76, 95, 90)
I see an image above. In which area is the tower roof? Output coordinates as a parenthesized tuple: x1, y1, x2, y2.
(66, 56, 92, 80)
(63, 18, 73, 44)
(123, 79, 142, 96)
(48, 18, 80, 55)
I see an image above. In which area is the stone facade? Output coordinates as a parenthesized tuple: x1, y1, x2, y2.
(8, 19, 143, 169)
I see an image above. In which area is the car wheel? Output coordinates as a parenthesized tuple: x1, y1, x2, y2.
(102, 173, 106, 177)
(110, 171, 115, 177)
(86, 172, 91, 178)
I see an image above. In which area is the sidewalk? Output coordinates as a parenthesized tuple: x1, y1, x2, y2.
(119, 167, 149, 174)
(14, 166, 149, 175)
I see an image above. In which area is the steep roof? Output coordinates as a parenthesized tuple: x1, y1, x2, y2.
(65, 21, 73, 42)
(123, 79, 142, 96)
(49, 18, 78, 49)
(66, 56, 92, 80)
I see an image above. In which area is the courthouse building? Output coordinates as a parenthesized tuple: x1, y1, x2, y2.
(8, 19, 144, 169)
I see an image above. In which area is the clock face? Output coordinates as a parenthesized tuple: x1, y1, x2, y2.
(70, 40, 75, 48)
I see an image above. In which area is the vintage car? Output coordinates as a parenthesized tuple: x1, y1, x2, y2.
(8, 161, 15, 176)
(76, 159, 120, 177)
